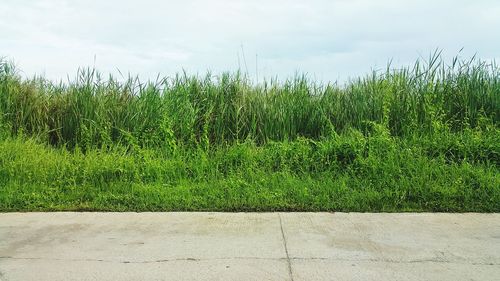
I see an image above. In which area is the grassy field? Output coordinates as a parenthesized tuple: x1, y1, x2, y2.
(0, 54, 499, 212)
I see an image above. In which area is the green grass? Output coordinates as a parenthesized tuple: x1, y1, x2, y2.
(0, 52, 499, 212)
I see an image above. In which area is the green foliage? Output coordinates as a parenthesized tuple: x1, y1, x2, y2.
(0, 54, 498, 212)
(0, 130, 498, 212)
(1, 54, 498, 148)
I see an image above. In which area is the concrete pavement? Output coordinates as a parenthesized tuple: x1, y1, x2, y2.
(0, 212, 499, 281)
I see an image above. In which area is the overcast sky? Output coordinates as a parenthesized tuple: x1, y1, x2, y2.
(1, 0, 499, 83)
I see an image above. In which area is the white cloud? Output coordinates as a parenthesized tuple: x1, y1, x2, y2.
(1, 0, 499, 82)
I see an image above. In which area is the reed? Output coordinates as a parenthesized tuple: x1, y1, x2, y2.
(0, 54, 497, 150)
(0, 54, 498, 212)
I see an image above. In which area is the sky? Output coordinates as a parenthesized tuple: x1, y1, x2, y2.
(1, 0, 499, 83)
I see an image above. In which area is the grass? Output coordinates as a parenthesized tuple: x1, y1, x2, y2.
(0, 52, 499, 212)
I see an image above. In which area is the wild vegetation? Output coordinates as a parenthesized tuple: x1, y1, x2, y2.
(0, 53, 498, 211)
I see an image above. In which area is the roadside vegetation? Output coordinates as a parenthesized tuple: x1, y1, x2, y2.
(0, 53, 498, 211)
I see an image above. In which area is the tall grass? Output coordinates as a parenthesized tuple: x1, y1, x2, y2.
(1, 53, 498, 149)
(0, 53, 498, 212)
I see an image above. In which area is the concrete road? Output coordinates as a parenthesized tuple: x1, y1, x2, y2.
(0, 213, 499, 281)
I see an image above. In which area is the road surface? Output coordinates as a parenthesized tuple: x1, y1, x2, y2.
(0, 212, 499, 280)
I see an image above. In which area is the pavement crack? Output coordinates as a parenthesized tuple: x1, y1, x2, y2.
(2, 256, 497, 267)
(278, 213, 294, 281)
(122, 257, 201, 264)
(0, 256, 283, 264)
(288, 257, 500, 266)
